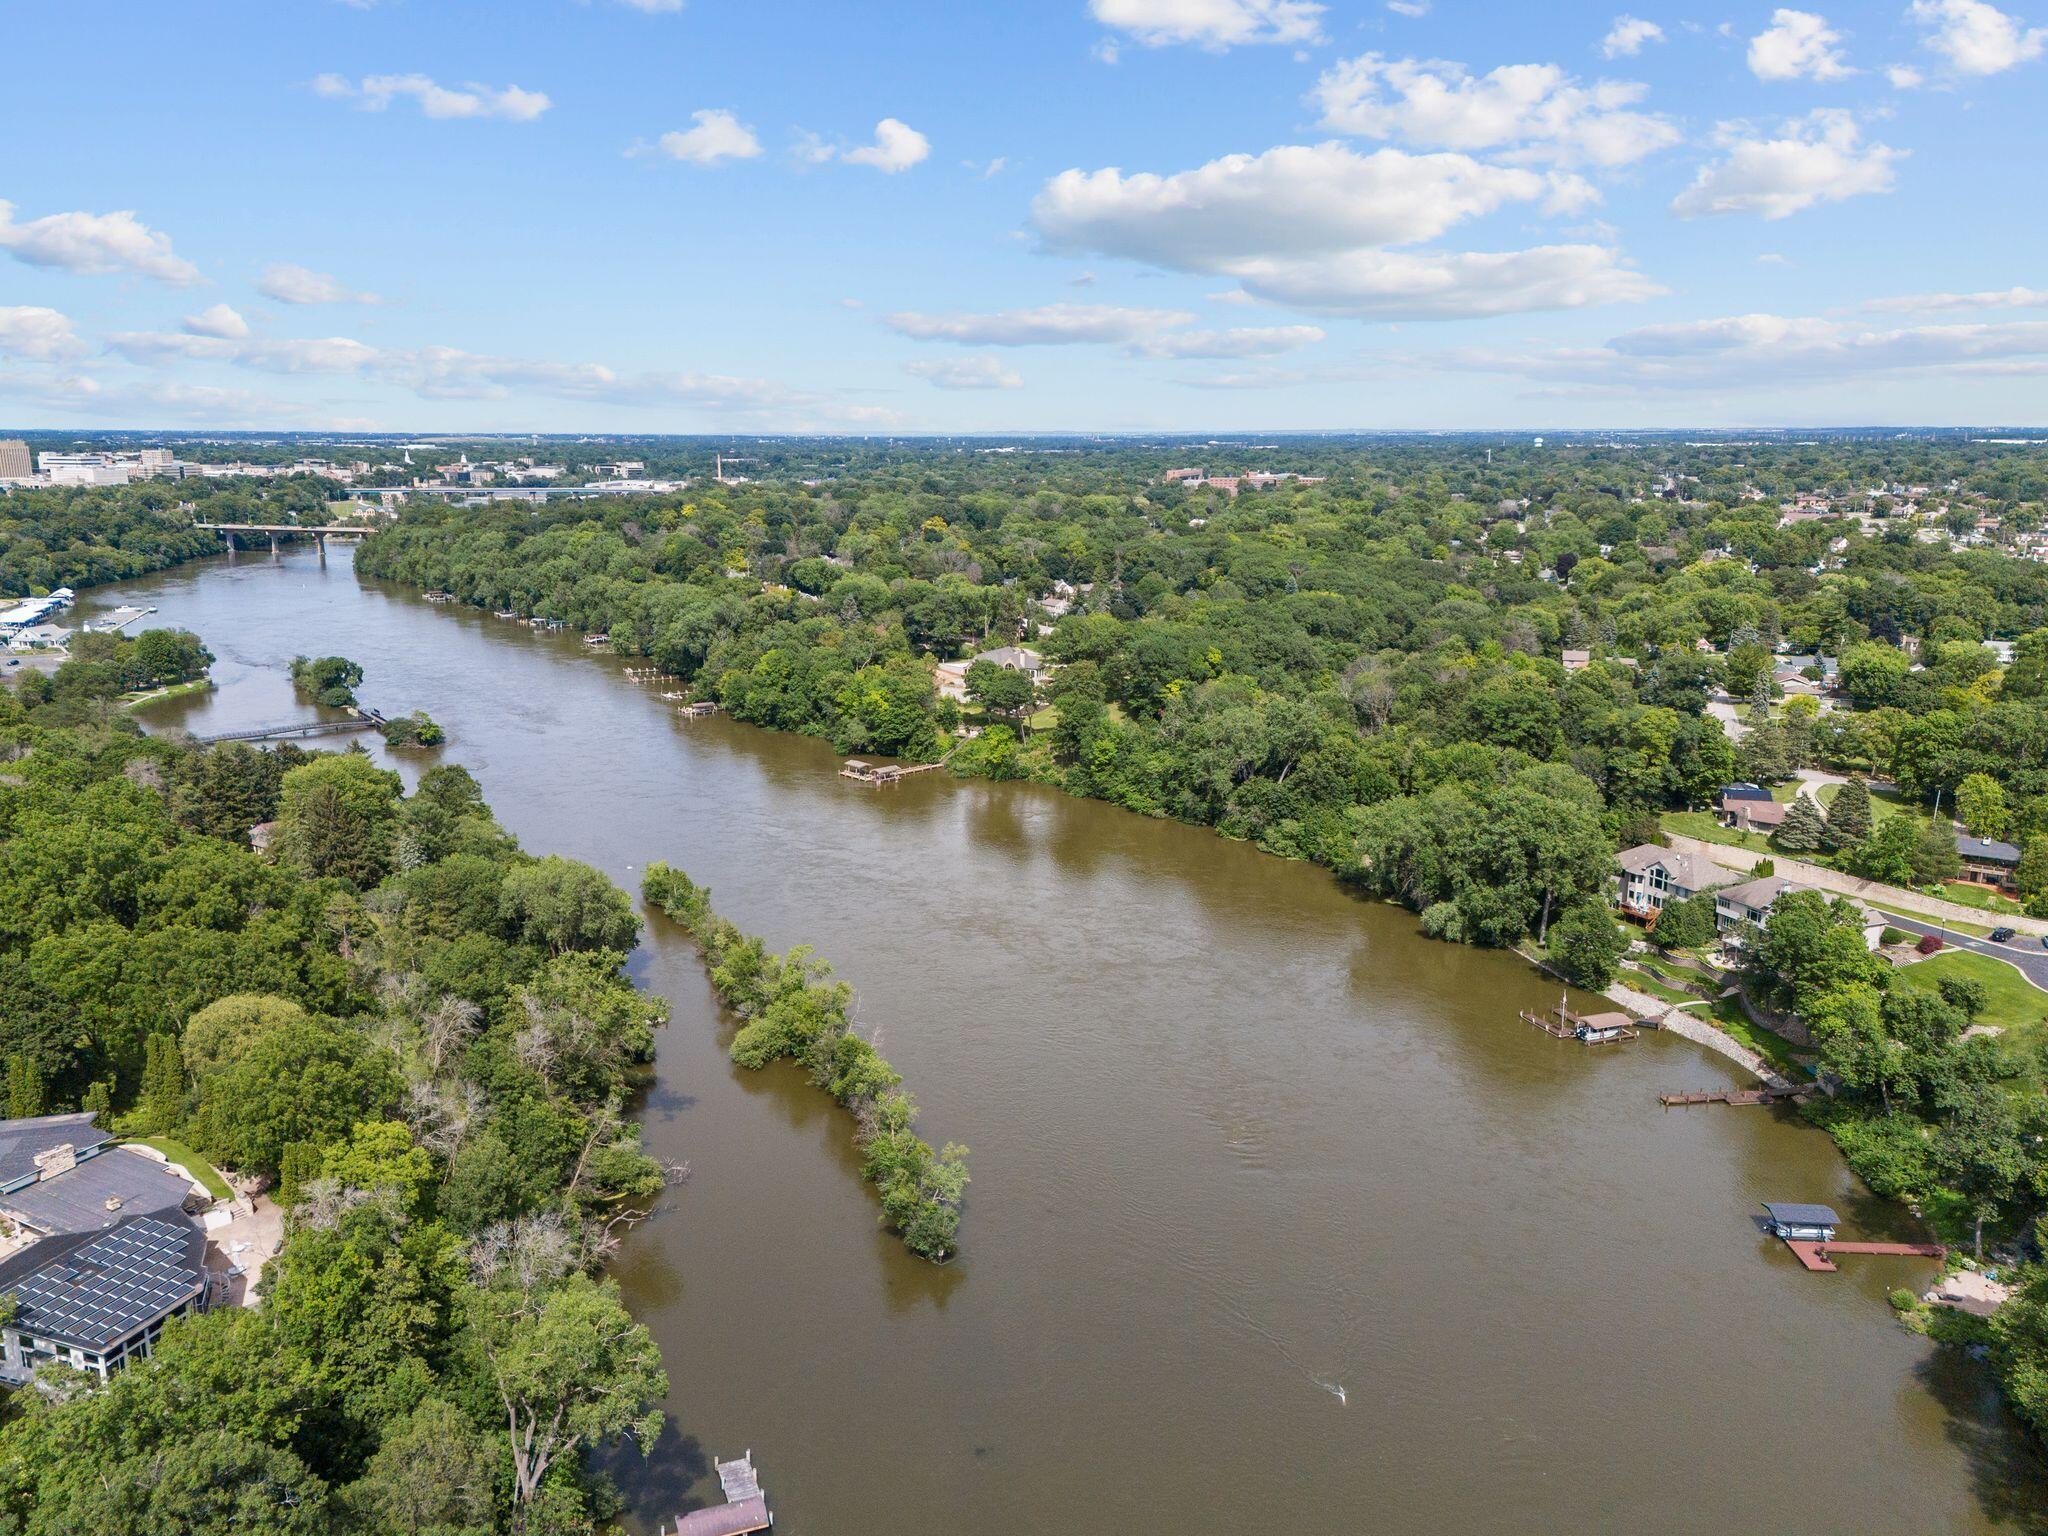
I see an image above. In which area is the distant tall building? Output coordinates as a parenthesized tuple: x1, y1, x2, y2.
(0, 440, 30, 479)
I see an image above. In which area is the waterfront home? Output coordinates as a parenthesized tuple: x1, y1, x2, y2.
(973, 644, 1047, 682)
(1957, 836, 2023, 892)
(1614, 844, 1732, 917)
(0, 1113, 215, 1385)
(1762, 1202, 1840, 1242)
(1713, 876, 1883, 949)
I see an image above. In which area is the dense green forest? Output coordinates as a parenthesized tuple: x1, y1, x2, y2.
(16, 434, 2048, 1487)
(0, 478, 348, 597)
(0, 648, 673, 1534)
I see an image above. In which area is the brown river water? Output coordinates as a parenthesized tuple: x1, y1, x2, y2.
(80, 546, 2046, 1534)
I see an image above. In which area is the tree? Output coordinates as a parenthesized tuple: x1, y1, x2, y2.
(273, 752, 403, 888)
(195, 1018, 398, 1179)
(1776, 794, 1827, 852)
(5, 1053, 46, 1118)
(2018, 834, 2048, 899)
(1547, 902, 1628, 988)
(289, 654, 364, 709)
(1934, 1097, 2035, 1259)
(1823, 775, 1873, 850)
(320, 1119, 435, 1215)
(343, 1398, 495, 1536)
(1956, 772, 2011, 840)
(1650, 891, 1717, 951)
(1848, 816, 1919, 885)
(964, 659, 1037, 730)
(461, 1272, 667, 1535)
(1912, 818, 1962, 886)
(1749, 889, 1890, 1012)
(137, 1032, 186, 1134)
(499, 856, 641, 955)
(182, 995, 309, 1083)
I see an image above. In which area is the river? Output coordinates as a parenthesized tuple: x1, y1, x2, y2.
(83, 546, 2046, 1534)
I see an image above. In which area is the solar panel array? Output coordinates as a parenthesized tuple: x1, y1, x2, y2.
(9, 1217, 202, 1351)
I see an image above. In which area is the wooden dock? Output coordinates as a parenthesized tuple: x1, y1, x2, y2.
(1659, 1083, 1808, 1108)
(1517, 995, 1640, 1045)
(664, 1451, 772, 1536)
(1785, 1239, 1947, 1273)
(840, 758, 945, 786)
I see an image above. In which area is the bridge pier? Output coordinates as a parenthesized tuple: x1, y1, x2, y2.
(269, 533, 280, 556)
(316, 532, 326, 564)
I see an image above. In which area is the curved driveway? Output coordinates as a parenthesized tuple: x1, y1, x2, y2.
(1887, 912, 2048, 991)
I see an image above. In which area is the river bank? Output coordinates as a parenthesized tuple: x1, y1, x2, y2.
(79, 547, 2048, 1535)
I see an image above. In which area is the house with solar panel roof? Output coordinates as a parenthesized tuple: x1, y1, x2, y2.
(0, 1112, 216, 1385)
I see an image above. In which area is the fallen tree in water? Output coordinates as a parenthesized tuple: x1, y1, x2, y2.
(641, 862, 968, 1261)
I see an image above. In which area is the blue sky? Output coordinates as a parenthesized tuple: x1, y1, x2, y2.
(1, 0, 2044, 432)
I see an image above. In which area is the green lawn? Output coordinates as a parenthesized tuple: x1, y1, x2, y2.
(121, 678, 215, 709)
(1706, 996, 1815, 1076)
(1815, 780, 1913, 826)
(1661, 811, 1773, 855)
(1618, 966, 1699, 1006)
(121, 1136, 233, 1201)
(1891, 949, 2048, 1034)
(1937, 881, 2025, 915)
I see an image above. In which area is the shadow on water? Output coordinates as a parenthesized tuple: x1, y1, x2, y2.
(1919, 1349, 2048, 1535)
(589, 1415, 712, 1524)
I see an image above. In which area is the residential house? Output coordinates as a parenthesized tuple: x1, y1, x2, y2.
(1615, 844, 1733, 919)
(1712, 876, 1882, 949)
(1718, 784, 1788, 834)
(0, 1113, 215, 1385)
(1561, 648, 1592, 671)
(1957, 836, 2023, 892)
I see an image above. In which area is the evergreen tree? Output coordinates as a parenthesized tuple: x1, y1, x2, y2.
(6, 1054, 47, 1119)
(1913, 818, 1963, 886)
(1777, 794, 1827, 852)
(82, 1080, 112, 1120)
(139, 1032, 186, 1133)
(1823, 775, 1873, 850)
(2017, 833, 2048, 899)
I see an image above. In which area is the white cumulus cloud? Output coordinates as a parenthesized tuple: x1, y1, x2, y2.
(182, 303, 250, 339)
(652, 109, 763, 165)
(1089, 0, 1324, 49)
(841, 119, 931, 172)
(1028, 142, 1653, 318)
(1312, 54, 1681, 166)
(904, 356, 1026, 389)
(256, 263, 382, 305)
(0, 200, 201, 285)
(0, 306, 81, 359)
(1909, 0, 2045, 74)
(1887, 62, 1927, 85)
(1601, 15, 1665, 56)
(314, 72, 552, 121)
(1671, 111, 1898, 219)
(1747, 9, 1853, 80)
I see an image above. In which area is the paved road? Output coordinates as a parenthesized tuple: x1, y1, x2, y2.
(1888, 912, 2048, 990)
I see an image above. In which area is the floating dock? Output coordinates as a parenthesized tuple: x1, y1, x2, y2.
(1659, 1083, 1809, 1108)
(1784, 1239, 1948, 1273)
(665, 1450, 772, 1536)
(840, 758, 945, 786)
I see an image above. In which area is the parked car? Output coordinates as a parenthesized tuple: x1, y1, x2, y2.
(1992, 926, 2017, 943)
(1916, 934, 1946, 955)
